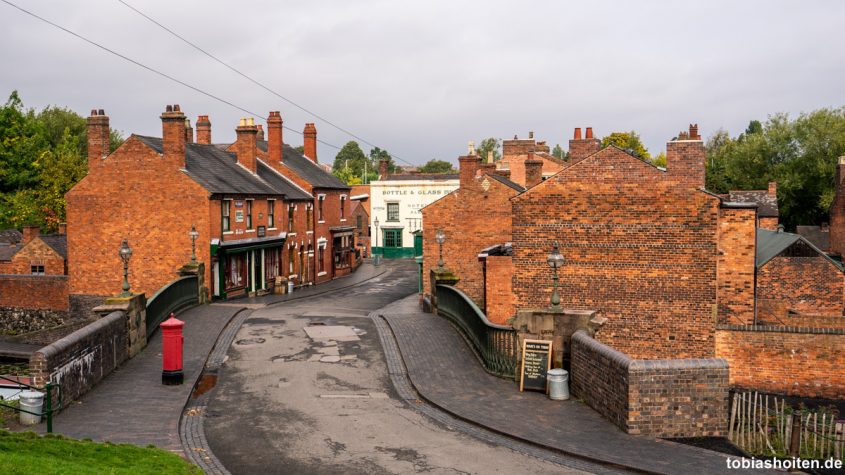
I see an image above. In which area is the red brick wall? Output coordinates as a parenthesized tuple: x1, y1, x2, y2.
(485, 255, 514, 324)
(422, 175, 518, 308)
(0, 275, 68, 310)
(66, 135, 212, 298)
(758, 217, 778, 231)
(829, 162, 845, 256)
(512, 146, 720, 359)
(716, 327, 845, 399)
(717, 207, 756, 324)
(757, 255, 844, 316)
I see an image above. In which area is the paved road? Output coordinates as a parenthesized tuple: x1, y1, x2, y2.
(205, 260, 583, 474)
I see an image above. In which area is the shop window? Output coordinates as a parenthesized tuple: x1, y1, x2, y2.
(224, 254, 246, 290)
(222, 200, 231, 231)
(265, 248, 280, 283)
(384, 229, 402, 248)
(387, 202, 399, 222)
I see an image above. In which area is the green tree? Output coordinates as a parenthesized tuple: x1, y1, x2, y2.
(551, 144, 566, 160)
(418, 159, 455, 174)
(332, 141, 369, 185)
(600, 131, 651, 160)
(476, 138, 501, 162)
(652, 151, 666, 168)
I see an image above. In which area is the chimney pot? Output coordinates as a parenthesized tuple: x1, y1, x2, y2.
(98, 109, 104, 115)
(90, 109, 97, 116)
(585, 127, 594, 139)
(529, 131, 534, 139)
(174, 104, 181, 112)
(166, 105, 173, 112)
(574, 127, 582, 140)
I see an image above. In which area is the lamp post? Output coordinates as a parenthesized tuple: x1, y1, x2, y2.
(435, 229, 446, 269)
(373, 217, 381, 266)
(119, 239, 133, 297)
(189, 225, 199, 264)
(546, 242, 564, 309)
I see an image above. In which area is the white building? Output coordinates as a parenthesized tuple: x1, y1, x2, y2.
(369, 173, 458, 258)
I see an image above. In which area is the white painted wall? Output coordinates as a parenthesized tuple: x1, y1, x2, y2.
(369, 178, 459, 248)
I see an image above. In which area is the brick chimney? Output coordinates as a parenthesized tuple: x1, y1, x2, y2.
(378, 159, 390, 179)
(303, 123, 317, 163)
(58, 223, 67, 235)
(256, 124, 265, 141)
(768, 181, 777, 198)
(568, 126, 601, 163)
(196, 115, 211, 144)
(22, 225, 39, 245)
(829, 157, 845, 256)
(87, 109, 110, 173)
(479, 162, 496, 176)
(184, 119, 194, 143)
(235, 118, 258, 174)
(459, 155, 481, 189)
(161, 104, 186, 168)
(666, 123, 705, 188)
(267, 111, 284, 165)
(524, 153, 543, 188)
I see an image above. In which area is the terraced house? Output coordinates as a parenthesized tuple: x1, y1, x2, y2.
(66, 105, 351, 307)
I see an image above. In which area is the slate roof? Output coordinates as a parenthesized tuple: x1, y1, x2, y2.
(39, 234, 67, 259)
(0, 229, 22, 245)
(728, 190, 778, 217)
(484, 173, 525, 193)
(256, 140, 349, 190)
(136, 136, 311, 199)
(756, 228, 840, 270)
(796, 225, 830, 252)
(0, 244, 20, 261)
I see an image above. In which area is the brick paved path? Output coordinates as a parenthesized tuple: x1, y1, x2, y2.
(38, 304, 245, 452)
(382, 306, 767, 475)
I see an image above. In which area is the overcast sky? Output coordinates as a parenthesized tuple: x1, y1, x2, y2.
(2, 0, 844, 167)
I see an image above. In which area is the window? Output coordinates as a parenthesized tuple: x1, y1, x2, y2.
(318, 195, 325, 222)
(318, 246, 325, 273)
(288, 204, 295, 232)
(224, 254, 246, 290)
(387, 202, 399, 222)
(30, 265, 45, 275)
(299, 247, 305, 281)
(222, 200, 231, 232)
(334, 235, 352, 269)
(288, 247, 295, 274)
(265, 248, 280, 282)
(356, 215, 363, 231)
(384, 229, 402, 248)
(268, 200, 275, 228)
(340, 196, 346, 219)
(246, 200, 253, 229)
(307, 204, 313, 229)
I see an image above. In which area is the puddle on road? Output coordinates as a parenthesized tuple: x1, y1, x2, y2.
(235, 337, 266, 345)
(192, 372, 218, 398)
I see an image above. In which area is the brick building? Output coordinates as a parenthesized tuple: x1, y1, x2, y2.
(0, 224, 69, 310)
(495, 131, 567, 188)
(726, 183, 779, 230)
(66, 105, 351, 305)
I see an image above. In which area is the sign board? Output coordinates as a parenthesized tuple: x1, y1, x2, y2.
(235, 210, 244, 223)
(519, 339, 553, 393)
(234, 201, 244, 208)
(257, 226, 266, 237)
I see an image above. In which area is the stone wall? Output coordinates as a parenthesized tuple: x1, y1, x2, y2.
(715, 325, 845, 399)
(29, 311, 128, 409)
(0, 275, 68, 310)
(0, 307, 67, 335)
(571, 331, 729, 438)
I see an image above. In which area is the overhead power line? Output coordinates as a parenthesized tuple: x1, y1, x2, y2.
(0, 0, 343, 151)
(117, 0, 413, 166)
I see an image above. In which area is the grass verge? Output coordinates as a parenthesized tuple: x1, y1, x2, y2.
(0, 430, 201, 474)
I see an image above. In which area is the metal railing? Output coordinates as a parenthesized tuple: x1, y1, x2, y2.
(435, 284, 518, 379)
(0, 375, 61, 433)
(146, 275, 198, 337)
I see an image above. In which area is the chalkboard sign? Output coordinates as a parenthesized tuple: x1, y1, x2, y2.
(520, 339, 552, 393)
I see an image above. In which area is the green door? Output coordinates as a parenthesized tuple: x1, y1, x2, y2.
(413, 231, 423, 257)
(382, 229, 404, 259)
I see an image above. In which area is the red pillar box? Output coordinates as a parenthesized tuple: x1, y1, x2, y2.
(160, 313, 184, 385)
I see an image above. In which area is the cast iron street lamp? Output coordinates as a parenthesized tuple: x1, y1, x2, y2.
(373, 217, 381, 265)
(547, 242, 564, 308)
(435, 229, 446, 269)
(189, 225, 199, 264)
(119, 238, 133, 297)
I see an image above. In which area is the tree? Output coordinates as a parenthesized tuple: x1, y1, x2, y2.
(418, 159, 455, 174)
(551, 144, 566, 160)
(331, 141, 369, 185)
(652, 151, 666, 168)
(476, 138, 501, 162)
(600, 131, 651, 160)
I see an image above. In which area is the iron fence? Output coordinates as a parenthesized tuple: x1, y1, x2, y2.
(435, 284, 518, 379)
(0, 375, 61, 433)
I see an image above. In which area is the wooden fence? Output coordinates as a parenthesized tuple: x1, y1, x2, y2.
(728, 391, 844, 460)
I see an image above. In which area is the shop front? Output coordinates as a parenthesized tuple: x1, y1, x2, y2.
(212, 234, 286, 299)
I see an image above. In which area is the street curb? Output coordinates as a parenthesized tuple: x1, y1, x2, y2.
(370, 310, 635, 475)
(178, 306, 252, 475)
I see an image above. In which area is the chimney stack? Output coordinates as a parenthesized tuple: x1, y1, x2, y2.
(196, 115, 212, 144)
(256, 124, 265, 141)
(568, 126, 601, 163)
(58, 223, 67, 235)
(830, 157, 845, 256)
(184, 119, 194, 143)
(161, 104, 186, 168)
(22, 225, 39, 245)
(303, 123, 318, 163)
(378, 159, 390, 179)
(458, 155, 481, 189)
(666, 123, 705, 188)
(235, 118, 258, 174)
(267, 111, 284, 165)
(524, 153, 543, 188)
(87, 109, 110, 173)
(768, 181, 777, 198)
